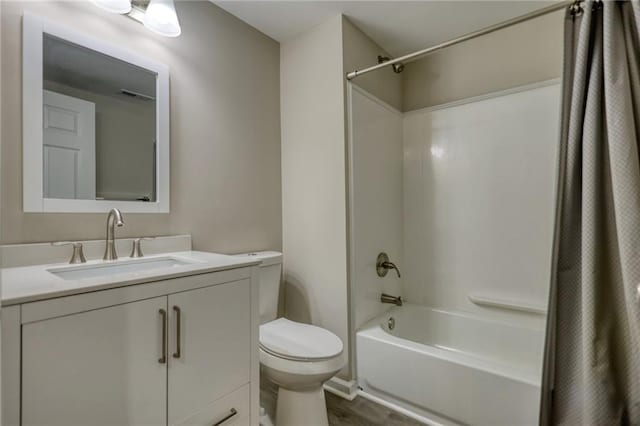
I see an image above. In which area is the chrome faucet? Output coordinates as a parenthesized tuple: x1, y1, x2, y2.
(103, 208, 124, 260)
(381, 293, 403, 306)
(376, 252, 401, 278)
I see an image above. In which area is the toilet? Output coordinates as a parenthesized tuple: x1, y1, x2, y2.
(235, 251, 345, 426)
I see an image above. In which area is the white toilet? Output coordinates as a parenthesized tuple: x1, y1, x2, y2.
(236, 251, 345, 426)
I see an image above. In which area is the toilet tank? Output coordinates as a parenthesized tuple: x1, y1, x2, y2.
(234, 251, 282, 324)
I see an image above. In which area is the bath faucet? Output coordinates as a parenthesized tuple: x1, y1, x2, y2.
(381, 293, 403, 306)
(376, 252, 401, 278)
(103, 208, 125, 260)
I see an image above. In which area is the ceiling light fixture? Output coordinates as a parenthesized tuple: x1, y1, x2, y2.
(143, 0, 182, 38)
(91, 0, 132, 14)
(92, 0, 182, 38)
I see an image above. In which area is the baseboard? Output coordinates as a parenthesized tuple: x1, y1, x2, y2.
(323, 377, 358, 401)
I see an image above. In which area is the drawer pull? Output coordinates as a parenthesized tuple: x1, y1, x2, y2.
(159, 308, 167, 364)
(212, 408, 238, 426)
(172, 305, 181, 359)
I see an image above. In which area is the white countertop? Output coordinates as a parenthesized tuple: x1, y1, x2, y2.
(1, 251, 260, 306)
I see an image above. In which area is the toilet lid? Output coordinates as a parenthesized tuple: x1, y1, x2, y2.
(260, 318, 343, 361)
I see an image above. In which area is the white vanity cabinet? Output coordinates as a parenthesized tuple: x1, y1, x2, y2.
(22, 296, 169, 425)
(2, 265, 259, 426)
(168, 280, 251, 425)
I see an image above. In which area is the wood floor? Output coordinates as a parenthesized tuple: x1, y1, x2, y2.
(325, 391, 424, 426)
(261, 378, 424, 426)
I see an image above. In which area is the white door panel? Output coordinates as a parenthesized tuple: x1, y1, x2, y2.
(43, 90, 95, 199)
(43, 146, 78, 199)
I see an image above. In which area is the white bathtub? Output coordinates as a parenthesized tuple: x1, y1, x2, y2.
(356, 304, 545, 425)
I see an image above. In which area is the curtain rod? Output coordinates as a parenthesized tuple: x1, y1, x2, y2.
(346, 0, 576, 81)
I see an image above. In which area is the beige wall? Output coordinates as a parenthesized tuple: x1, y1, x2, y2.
(1, 1, 282, 254)
(342, 17, 403, 111)
(280, 16, 350, 376)
(402, 10, 564, 111)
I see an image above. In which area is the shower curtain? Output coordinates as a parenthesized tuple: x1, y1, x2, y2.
(540, 1, 640, 424)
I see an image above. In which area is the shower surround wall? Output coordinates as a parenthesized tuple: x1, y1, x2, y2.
(394, 9, 563, 330)
(349, 79, 560, 337)
(348, 86, 403, 332)
(402, 82, 560, 328)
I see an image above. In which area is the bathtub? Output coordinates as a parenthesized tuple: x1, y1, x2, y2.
(356, 304, 545, 426)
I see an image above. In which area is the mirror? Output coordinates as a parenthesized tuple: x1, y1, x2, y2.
(43, 34, 157, 202)
(23, 13, 170, 213)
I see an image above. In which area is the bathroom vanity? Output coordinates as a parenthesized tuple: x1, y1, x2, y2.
(1, 236, 260, 426)
(6, 13, 263, 425)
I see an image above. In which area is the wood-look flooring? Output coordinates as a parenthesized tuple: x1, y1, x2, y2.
(261, 378, 424, 426)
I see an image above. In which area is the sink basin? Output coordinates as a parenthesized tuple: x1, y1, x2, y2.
(48, 256, 195, 281)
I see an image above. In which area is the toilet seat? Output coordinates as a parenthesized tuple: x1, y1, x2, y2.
(259, 345, 345, 381)
(259, 318, 343, 361)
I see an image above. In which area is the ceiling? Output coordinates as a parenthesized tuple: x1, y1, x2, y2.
(213, 1, 558, 57)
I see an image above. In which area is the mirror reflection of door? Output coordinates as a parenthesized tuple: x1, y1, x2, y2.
(43, 90, 96, 200)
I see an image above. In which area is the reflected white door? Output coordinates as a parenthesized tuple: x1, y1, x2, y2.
(43, 90, 95, 199)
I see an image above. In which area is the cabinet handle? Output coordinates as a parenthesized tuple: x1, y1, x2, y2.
(212, 408, 237, 426)
(172, 305, 181, 359)
(159, 308, 167, 364)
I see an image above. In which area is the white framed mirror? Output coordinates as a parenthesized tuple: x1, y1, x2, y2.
(22, 12, 170, 213)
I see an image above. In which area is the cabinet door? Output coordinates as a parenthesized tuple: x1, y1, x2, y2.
(168, 280, 251, 425)
(22, 297, 168, 426)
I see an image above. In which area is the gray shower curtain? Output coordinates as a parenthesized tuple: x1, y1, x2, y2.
(540, 1, 640, 424)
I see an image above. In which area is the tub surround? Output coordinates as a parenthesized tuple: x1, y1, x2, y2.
(401, 81, 559, 328)
(348, 85, 403, 333)
(347, 81, 559, 423)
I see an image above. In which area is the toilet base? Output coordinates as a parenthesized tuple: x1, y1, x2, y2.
(276, 385, 328, 426)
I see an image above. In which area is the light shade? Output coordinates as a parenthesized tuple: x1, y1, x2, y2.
(91, 0, 131, 14)
(143, 0, 182, 37)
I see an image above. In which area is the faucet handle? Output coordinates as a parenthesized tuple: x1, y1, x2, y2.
(376, 252, 402, 278)
(52, 241, 87, 264)
(130, 237, 155, 258)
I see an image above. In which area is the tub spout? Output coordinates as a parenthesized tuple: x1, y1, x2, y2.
(381, 293, 403, 306)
